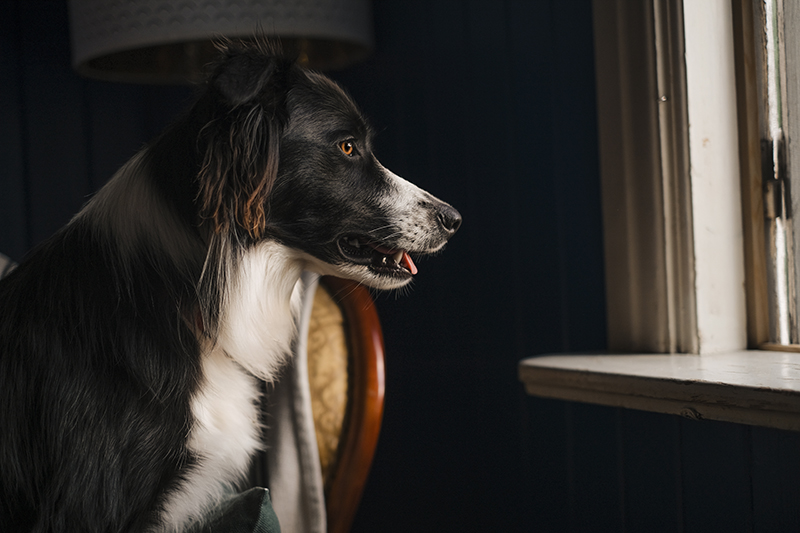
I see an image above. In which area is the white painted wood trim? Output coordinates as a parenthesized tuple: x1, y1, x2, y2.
(592, 0, 689, 354)
(519, 351, 800, 431)
(682, 0, 748, 353)
(593, 0, 748, 354)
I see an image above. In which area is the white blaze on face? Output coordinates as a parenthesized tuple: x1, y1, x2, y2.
(377, 163, 451, 254)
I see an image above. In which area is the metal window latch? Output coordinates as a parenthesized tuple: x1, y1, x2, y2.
(762, 136, 790, 221)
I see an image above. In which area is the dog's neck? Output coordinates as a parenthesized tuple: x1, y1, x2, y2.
(212, 240, 305, 382)
(82, 151, 306, 379)
(159, 241, 305, 530)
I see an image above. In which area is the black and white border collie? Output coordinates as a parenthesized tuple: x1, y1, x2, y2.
(0, 39, 460, 532)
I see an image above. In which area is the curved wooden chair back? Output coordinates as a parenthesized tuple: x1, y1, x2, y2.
(308, 276, 385, 533)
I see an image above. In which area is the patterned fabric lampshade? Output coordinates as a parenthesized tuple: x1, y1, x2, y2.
(68, 0, 374, 83)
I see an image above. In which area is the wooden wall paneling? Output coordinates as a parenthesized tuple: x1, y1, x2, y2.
(18, 0, 90, 246)
(549, 0, 606, 354)
(343, 1, 607, 531)
(429, 0, 482, 356)
(342, 7, 546, 529)
(750, 426, 800, 532)
(140, 85, 195, 140)
(523, 397, 573, 533)
(86, 83, 192, 190)
(445, 16, 536, 522)
(421, 363, 520, 532)
(566, 403, 624, 533)
(505, 0, 565, 358)
(471, 360, 529, 533)
(402, 0, 478, 358)
(353, 360, 510, 532)
(84, 82, 148, 191)
(679, 420, 754, 533)
(462, 0, 518, 356)
(619, 409, 683, 532)
(0, 0, 29, 260)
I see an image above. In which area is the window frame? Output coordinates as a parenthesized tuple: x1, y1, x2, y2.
(518, 0, 800, 431)
(596, 0, 747, 355)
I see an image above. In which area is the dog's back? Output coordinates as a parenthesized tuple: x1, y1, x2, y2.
(0, 211, 202, 532)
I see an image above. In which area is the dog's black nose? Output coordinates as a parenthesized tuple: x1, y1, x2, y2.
(437, 204, 462, 235)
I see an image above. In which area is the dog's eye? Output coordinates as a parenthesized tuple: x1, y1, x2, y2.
(339, 140, 356, 156)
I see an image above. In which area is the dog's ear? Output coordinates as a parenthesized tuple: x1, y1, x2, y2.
(212, 48, 279, 107)
(198, 42, 292, 239)
(213, 54, 272, 106)
(211, 39, 290, 107)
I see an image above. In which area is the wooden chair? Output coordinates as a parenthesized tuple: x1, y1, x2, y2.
(307, 276, 385, 533)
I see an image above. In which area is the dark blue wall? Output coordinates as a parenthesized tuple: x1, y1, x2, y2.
(2, 1, 799, 532)
(331, 2, 607, 531)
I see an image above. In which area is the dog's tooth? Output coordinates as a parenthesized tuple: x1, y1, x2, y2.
(392, 251, 403, 264)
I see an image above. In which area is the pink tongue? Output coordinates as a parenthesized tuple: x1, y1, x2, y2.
(401, 251, 418, 275)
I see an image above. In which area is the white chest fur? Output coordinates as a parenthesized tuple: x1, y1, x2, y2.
(158, 242, 305, 532)
(159, 353, 263, 532)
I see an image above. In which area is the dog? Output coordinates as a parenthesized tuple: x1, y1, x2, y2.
(0, 39, 460, 532)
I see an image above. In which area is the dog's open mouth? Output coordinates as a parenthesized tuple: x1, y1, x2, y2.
(338, 235, 418, 276)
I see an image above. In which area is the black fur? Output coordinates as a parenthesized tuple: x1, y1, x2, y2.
(0, 39, 459, 532)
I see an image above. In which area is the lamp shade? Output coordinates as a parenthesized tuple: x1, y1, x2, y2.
(68, 0, 374, 83)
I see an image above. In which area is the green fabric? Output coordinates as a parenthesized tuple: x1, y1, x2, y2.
(195, 488, 281, 533)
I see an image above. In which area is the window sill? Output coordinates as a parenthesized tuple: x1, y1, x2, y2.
(518, 351, 800, 431)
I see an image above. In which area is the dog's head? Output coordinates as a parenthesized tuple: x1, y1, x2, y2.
(196, 40, 461, 290)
